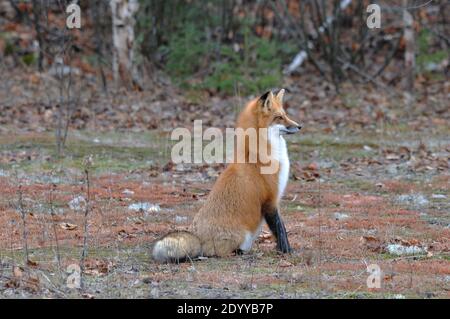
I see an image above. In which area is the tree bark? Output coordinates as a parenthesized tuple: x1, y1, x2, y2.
(31, 0, 45, 71)
(403, 0, 415, 104)
(110, 0, 140, 89)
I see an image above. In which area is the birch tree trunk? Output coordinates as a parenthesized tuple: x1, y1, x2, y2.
(110, 0, 139, 89)
(31, 0, 45, 71)
(403, 0, 415, 104)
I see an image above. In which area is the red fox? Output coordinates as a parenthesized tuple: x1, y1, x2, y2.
(152, 89, 302, 262)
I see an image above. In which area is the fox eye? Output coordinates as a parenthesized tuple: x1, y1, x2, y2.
(274, 115, 283, 121)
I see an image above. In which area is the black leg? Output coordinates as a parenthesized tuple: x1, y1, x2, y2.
(263, 207, 292, 253)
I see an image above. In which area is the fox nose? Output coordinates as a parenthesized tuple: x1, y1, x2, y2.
(288, 124, 302, 130)
(283, 123, 302, 134)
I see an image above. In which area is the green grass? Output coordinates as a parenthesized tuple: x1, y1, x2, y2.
(334, 178, 375, 192)
(0, 131, 174, 175)
(288, 133, 379, 162)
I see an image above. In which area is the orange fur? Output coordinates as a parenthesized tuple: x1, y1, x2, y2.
(152, 90, 301, 262)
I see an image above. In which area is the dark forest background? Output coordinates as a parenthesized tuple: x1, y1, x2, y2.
(1, 0, 448, 96)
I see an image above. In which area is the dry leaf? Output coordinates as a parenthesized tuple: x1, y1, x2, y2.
(305, 162, 318, 171)
(279, 260, 293, 268)
(386, 153, 400, 160)
(360, 235, 384, 252)
(259, 231, 272, 240)
(27, 259, 38, 267)
(5, 279, 20, 288)
(60, 222, 78, 230)
(13, 266, 23, 278)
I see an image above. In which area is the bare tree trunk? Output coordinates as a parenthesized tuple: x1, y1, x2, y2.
(110, 0, 140, 90)
(403, 0, 415, 104)
(92, 1, 108, 93)
(31, 0, 45, 71)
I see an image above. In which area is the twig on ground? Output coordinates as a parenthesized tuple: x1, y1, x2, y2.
(80, 155, 93, 290)
(49, 183, 62, 276)
(15, 185, 30, 265)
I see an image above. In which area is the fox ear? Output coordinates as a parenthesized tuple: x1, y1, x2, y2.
(259, 91, 270, 103)
(259, 91, 273, 113)
(276, 89, 285, 103)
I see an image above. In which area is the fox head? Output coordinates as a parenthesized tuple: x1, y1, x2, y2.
(233, 89, 302, 171)
(254, 89, 302, 134)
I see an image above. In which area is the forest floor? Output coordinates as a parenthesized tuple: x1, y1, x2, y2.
(0, 67, 449, 299)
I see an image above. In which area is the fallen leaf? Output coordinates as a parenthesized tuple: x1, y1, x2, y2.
(117, 229, 136, 240)
(305, 162, 318, 171)
(279, 260, 293, 267)
(259, 231, 272, 240)
(60, 222, 78, 230)
(27, 259, 38, 267)
(360, 235, 384, 252)
(5, 279, 20, 288)
(13, 266, 23, 278)
(386, 153, 400, 160)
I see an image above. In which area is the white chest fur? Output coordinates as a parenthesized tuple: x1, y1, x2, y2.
(268, 126, 290, 201)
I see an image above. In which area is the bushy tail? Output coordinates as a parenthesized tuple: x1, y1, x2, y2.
(151, 231, 202, 263)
